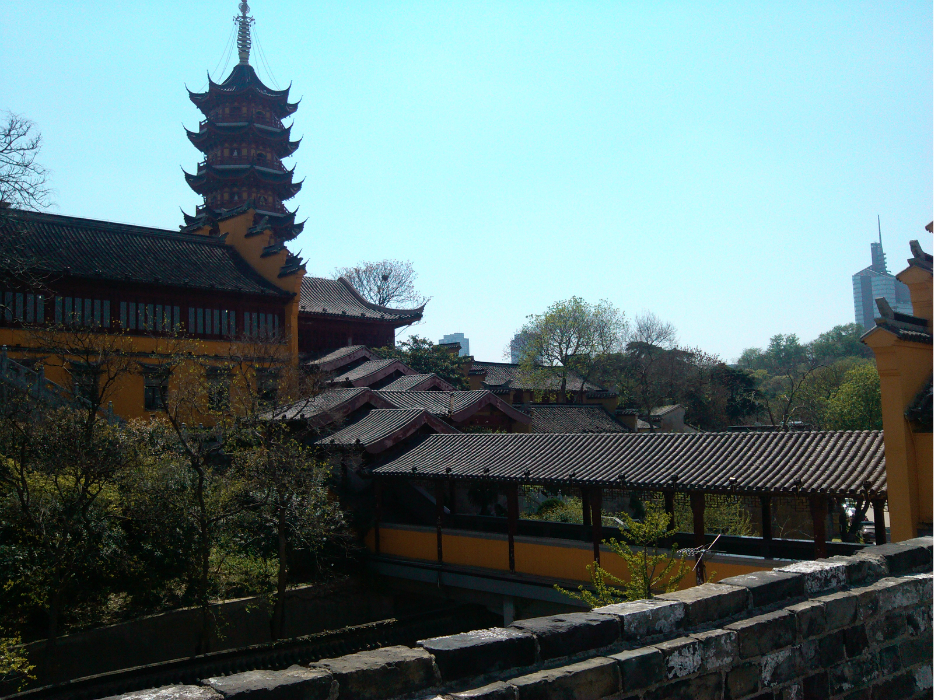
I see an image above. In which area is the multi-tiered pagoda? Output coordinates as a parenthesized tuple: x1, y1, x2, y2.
(182, 2, 304, 242)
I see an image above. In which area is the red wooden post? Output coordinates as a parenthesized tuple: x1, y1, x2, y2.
(664, 490, 675, 525)
(374, 478, 382, 555)
(811, 494, 828, 559)
(871, 498, 887, 545)
(590, 488, 603, 564)
(760, 495, 773, 559)
(435, 480, 445, 563)
(506, 484, 519, 572)
(581, 488, 592, 528)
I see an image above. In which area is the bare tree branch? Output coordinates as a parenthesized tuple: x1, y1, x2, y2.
(0, 112, 52, 210)
(334, 259, 429, 309)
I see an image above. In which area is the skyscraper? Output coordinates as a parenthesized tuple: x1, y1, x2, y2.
(439, 332, 470, 356)
(852, 221, 912, 330)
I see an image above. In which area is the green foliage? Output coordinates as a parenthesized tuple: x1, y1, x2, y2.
(0, 629, 34, 691)
(526, 496, 584, 524)
(674, 495, 753, 536)
(558, 504, 688, 607)
(516, 297, 626, 402)
(823, 362, 883, 430)
(374, 336, 469, 389)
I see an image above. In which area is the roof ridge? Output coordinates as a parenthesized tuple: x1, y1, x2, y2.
(4, 209, 226, 245)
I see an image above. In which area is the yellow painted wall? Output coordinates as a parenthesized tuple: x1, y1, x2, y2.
(368, 525, 774, 590)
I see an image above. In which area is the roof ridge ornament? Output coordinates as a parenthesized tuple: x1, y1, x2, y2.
(236, 2, 255, 66)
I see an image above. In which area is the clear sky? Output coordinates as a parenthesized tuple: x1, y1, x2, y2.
(2, 1, 931, 363)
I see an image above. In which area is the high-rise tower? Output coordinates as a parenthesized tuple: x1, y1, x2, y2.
(852, 218, 913, 330)
(182, 2, 304, 242)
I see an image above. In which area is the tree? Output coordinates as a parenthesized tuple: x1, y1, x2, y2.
(810, 324, 874, 364)
(0, 112, 51, 210)
(823, 362, 883, 431)
(375, 336, 470, 389)
(558, 504, 688, 607)
(234, 429, 345, 639)
(515, 297, 627, 403)
(334, 260, 428, 309)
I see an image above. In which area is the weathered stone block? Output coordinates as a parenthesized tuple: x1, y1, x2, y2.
(450, 681, 517, 700)
(877, 643, 901, 675)
(898, 635, 933, 668)
(507, 657, 619, 700)
(816, 590, 858, 630)
(609, 647, 664, 692)
(817, 630, 846, 667)
(824, 552, 888, 586)
(725, 661, 759, 699)
(787, 599, 826, 639)
(419, 627, 536, 681)
(725, 610, 796, 659)
(656, 583, 748, 626)
(856, 577, 922, 620)
(203, 667, 334, 700)
(905, 601, 932, 638)
(103, 687, 223, 700)
(509, 613, 619, 661)
(830, 656, 880, 695)
(869, 669, 923, 699)
(643, 672, 721, 700)
(717, 570, 805, 608)
(866, 541, 933, 575)
(760, 647, 798, 688)
(312, 645, 439, 700)
(781, 559, 848, 593)
(842, 624, 870, 658)
(591, 599, 684, 640)
(654, 636, 701, 679)
(867, 612, 906, 645)
(691, 629, 737, 671)
(802, 671, 829, 699)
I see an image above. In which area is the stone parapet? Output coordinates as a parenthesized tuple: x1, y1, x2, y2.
(98, 538, 933, 700)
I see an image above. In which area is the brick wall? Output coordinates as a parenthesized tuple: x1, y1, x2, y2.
(81, 538, 933, 700)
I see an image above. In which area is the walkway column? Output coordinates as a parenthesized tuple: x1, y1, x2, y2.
(663, 490, 675, 526)
(435, 480, 445, 563)
(506, 484, 519, 572)
(590, 488, 603, 564)
(760, 495, 773, 559)
(810, 494, 828, 559)
(374, 479, 382, 555)
(871, 498, 887, 545)
(581, 488, 592, 528)
(690, 492, 706, 548)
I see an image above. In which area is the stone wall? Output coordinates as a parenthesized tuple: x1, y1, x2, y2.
(98, 538, 932, 700)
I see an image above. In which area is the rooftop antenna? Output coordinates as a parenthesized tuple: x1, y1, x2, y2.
(878, 215, 882, 246)
(236, 1, 254, 65)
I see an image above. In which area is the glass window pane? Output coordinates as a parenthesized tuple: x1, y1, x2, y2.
(129, 302, 137, 330)
(15, 293, 24, 321)
(56, 297, 63, 324)
(188, 308, 195, 332)
(213, 309, 220, 335)
(94, 299, 102, 327)
(120, 301, 127, 328)
(37, 295, 45, 323)
(26, 294, 34, 323)
(197, 308, 204, 334)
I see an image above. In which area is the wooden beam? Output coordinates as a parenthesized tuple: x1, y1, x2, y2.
(374, 479, 382, 555)
(435, 480, 445, 563)
(810, 494, 828, 559)
(506, 484, 519, 572)
(590, 488, 603, 564)
(871, 498, 887, 545)
(690, 492, 705, 549)
(760, 495, 772, 559)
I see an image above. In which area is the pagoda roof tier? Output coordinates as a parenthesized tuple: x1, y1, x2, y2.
(183, 164, 303, 200)
(299, 277, 426, 324)
(188, 65, 298, 118)
(180, 202, 305, 243)
(186, 120, 301, 158)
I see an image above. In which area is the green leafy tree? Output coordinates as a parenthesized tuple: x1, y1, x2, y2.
(516, 297, 627, 403)
(375, 336, 470, 389)
(0, 629, 34, 691)
(558, 504, 688, 607)
(823, 362, 883, 431)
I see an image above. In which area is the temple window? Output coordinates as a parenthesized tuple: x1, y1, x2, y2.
(256, 152, 266, 163)
(143, 371, 168, 411)
(232, 148, 239, 157)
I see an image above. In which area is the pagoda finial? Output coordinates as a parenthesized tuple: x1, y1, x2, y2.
(235, 1, 254, 65)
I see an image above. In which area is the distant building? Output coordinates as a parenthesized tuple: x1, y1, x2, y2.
(852, 228, 912, 330)
(509, 330, 536, 363)
(439, 332, 470, 357)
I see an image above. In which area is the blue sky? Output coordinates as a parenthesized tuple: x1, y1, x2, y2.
(2, 1, 930, 362)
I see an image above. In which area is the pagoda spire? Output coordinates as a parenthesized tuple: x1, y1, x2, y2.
(236, 1, 254, 65)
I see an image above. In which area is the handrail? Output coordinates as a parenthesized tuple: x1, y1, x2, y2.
(0, 346, 95, 412)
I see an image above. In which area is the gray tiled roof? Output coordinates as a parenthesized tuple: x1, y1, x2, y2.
(315, 408, 458, 452)
(380, 374, 456, 392)
(0, 209, 289, 296)
(299, 277, 424, 322)
(469, 361, 615, 396)
(377, 390, 493, 415)
(266, 388, 374, 421)
(374, 430, 886, 497)
(306, 345, 379, 373)
(526, 405, 628, 434)
(331, 359, 407, 384)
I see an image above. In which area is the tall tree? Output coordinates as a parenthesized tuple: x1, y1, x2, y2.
(375, 336, 470, 389)
(0, 112, 51, 210)
(515, 297, 627, 403)
(334, 260, 428, 308)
